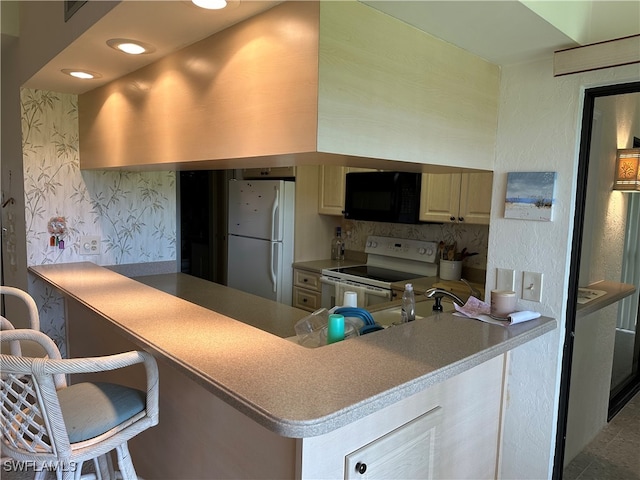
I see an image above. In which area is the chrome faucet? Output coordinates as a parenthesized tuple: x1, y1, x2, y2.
(461, 278, 482, 299)
(425, 288, 465, 311)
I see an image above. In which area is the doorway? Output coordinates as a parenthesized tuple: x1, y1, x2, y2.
(555, 81, 640, 477)
(609, 179, 640, 419)
(178, 170, 231, 284)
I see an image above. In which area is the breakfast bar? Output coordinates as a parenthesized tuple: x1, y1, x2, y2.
(29, 262, 556, 479)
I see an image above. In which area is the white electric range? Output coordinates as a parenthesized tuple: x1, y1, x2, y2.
(320, 235, 439, 309)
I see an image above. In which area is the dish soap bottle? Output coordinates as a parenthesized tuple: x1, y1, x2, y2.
(401, 283, 416, 323)
(331, 227, 344, 261)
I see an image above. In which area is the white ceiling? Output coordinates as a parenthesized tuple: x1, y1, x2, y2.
(366, 1, 640, 65)
(23, 0, 640, 95)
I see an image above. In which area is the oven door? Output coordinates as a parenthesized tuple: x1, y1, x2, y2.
(320, 276, 392, 309)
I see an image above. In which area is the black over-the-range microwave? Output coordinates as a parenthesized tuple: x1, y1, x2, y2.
(344, 171, 422, 224)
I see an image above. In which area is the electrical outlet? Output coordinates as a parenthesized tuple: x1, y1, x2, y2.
(522, 271, 543, 302)
(80, 235, 101, 255)
(496, 268, 515, 291)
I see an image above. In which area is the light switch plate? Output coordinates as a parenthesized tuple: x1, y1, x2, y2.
(80, 235, 101, 255)
(522, 271, 543, 302)
(496, 268, 515, 291)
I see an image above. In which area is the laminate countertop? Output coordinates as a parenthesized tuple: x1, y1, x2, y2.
(576, 280, 636, 319)
(29, 262, 556, 439)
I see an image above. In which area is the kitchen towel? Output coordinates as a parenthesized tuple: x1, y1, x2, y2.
(453, 297, 541, 326)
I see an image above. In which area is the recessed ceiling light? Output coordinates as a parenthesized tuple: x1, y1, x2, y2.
(106, 38, 156, 55)
(61, 69, 102, 80)
(192, 0, 227, 10)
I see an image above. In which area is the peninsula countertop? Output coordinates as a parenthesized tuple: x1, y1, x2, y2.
(29, 262, 556, 439)
(576, 280, 636, 319)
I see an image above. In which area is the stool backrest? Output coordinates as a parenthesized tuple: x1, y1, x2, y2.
(1, 329, 68, 461)
(0, 286, 40, 330)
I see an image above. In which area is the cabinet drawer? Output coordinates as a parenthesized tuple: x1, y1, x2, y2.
(293, 287, 321, 312)
(294, 269, 321, 291)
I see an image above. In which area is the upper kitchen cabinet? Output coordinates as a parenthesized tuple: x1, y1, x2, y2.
(79, 1, 499, 172)
(318, 166, 372, 216)
(242, 167, 296, 180)
(420, 172, 493, 225)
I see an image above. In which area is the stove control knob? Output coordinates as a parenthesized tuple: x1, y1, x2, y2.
(418, 247, 429, 255)
(369, 241, 378, 248)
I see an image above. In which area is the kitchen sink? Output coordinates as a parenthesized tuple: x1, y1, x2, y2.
(370, 299, 456, 328)
(289, 299, 457, 347)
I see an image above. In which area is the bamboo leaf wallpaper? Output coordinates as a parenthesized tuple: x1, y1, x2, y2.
(21, 89, 177, 353)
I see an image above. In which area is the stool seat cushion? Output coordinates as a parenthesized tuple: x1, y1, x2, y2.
(57, 382, 146, 443)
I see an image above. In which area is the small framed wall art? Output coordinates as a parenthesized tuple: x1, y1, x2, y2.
(505, 171, 557, 221)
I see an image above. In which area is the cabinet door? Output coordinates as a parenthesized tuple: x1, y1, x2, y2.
(345, 407, 442, 480)
(459, 172, 493, 225)
(318, 166, 374, 216)
(419, 173, 461, 223)
(318, 166, 348, 216)
(242, 167, 296, 179)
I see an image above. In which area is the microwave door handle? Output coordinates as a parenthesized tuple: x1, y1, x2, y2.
(390, 185, 401, 218)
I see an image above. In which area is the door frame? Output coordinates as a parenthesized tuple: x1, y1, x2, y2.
(553, 80, 640, 477)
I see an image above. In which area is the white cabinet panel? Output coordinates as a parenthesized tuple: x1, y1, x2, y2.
(345, 407, 442, 480)
(420, 172, 493, 225)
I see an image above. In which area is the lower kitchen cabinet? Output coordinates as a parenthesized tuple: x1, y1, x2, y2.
(293, 267, 322, 312)
(298, 354, 505, 479)
(345, 407, 442, 479)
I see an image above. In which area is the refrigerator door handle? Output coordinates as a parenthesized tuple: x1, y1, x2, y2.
(270, 242, 280, 293)
(270, 186, 280, 242)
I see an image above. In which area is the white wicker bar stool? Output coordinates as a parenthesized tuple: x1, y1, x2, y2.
(0, 286, 40, 330)
(0, 329, 159, 480)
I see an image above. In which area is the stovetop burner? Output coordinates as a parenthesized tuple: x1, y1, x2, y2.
(332, 265, 423, 283)
(321, 236, 439, 290)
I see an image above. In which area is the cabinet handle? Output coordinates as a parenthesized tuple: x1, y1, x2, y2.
(355, 462, 367, 474)
(303, 278, 308, 283)
(449, 216, 456, 222)
(458, 217, 464, 222)
(303, 298, 307, 303)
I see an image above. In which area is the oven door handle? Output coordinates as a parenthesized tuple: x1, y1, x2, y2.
(366, 288, 392, 299)
(320, 277, 391, 299)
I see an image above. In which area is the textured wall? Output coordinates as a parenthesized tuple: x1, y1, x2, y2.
(582, 94, 637, 286)
(489, 58, 640, 478)
(21, 89, 176, 353)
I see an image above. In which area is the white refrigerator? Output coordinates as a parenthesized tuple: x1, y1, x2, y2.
(227, 179, 295, 305)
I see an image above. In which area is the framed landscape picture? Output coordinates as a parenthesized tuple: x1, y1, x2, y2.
(505, 172, 557, 221)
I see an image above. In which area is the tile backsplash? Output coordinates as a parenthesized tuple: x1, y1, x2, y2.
(342, 219, 488, 270)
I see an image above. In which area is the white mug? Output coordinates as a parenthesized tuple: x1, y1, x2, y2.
(491, 290, 516, 318)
